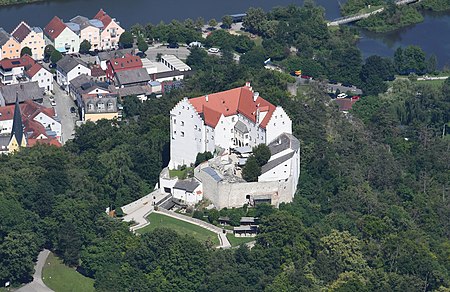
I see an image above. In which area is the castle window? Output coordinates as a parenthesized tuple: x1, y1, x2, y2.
(178, 111, 181, 115)
(181, 131, 184, 137)
(181, 121, 185, 126)
(231, 129, 233, 133)
(173, 119, 176, 124)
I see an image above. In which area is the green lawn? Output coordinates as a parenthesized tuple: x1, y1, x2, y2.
(415, 79, 446, 89)
(138, 213, 220, 246)
(227, 234, 256, 247)
(169, 167, 193, 179)
(42, 252, 95, 292)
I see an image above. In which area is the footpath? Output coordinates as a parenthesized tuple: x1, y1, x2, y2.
(17, 249, 53, 292)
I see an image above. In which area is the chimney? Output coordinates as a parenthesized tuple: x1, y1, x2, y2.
(205, 94, 208, 102)
(245, 81, 251, 87)
(253, 91, 259, 102)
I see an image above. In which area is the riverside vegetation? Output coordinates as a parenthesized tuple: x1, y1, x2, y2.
(0, 2, 449, 291)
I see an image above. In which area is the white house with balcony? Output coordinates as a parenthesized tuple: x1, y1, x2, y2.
(44, 16, 80, 54)
(56, 55, 90, 92)
(169, 82, 292, 169)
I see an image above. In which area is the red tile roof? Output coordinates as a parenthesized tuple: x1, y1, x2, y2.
(25, 62, 44, 78)
(27, 138, 61, 147)
(21, 99, 55, 120)
(44, 16, 67, 40)
(90, 64, 106, 77)
(11, 21, 31, 43)
(108, 54, 142, 71)
(334, 98, 358, 111)
(188, 85, 276, 128)
(0, 105, 14, 121)
(0, 54, 35, 70)
(94, 9, 113, 27)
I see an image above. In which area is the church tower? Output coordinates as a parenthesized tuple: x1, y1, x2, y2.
(7, 95, 27, 152)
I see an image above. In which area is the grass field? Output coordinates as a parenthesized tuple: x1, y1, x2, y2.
(42, 252, 95, 292)
(227, 234, 256, 247)
(138, 213, 220, 246)
(169, 167, 193, 179)
(415, 79, 446, 88)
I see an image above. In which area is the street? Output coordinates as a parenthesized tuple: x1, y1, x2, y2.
(50, 82, 77, 144)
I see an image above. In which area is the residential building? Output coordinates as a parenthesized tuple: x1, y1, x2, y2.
(11, 22, 45, 60)
(69, 16, 102, 50)
(0, 28, 21, 59)
(105, 53, 142, 82)
(56, 55, 90, 92)
(169, 82, 292, 169)
(69, 74, 119, 122)
(0, 82, 44, 106)
(89, 64, 106, 82)
(44, 16, 80, 53)
(20, 99, 61, 142)
(93, 9, 124, 50)
(172, 179, 203, 205)
(96, 48, 135, 70)
(0, 55, 33, 85)
(25, 62, 53, 92)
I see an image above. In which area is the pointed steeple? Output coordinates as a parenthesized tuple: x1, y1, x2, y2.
(10, 92, 25, 147)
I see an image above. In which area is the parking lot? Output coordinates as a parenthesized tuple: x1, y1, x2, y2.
(145, 44, 190, 61)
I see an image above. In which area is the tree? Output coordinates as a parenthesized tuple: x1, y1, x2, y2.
(222, 15, 233, 29)
(195, 17, 205, 30)
(119, 31, 134, 48)
(208, 18, 218, 28)
(50, 49, 62, 64)
(195, 151, 213, 166)
(137, 36, 148, 53)
(426, 54, 437, 74)
(253, 144, 271, 166)
(20, 46, 32, 57)
(242, 155, 261, 182)
(44, 44, 55, 59)
(79, 40, 91, 54)
(243, 7, 267, 35)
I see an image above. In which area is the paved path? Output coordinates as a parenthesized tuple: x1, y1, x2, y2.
(155, 208, 231, 249)
(122, 189, 166, 232)
(17, 249, 53, 292)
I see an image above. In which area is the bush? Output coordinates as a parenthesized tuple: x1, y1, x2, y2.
(193, 210, 204, 220)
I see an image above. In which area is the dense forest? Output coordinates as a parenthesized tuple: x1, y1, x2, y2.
(1, 2, 449, 291)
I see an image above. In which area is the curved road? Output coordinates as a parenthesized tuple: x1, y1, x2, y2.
(17, 249, 53, 292)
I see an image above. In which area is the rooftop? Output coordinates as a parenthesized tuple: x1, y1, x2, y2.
(0, 82, 44, 105)
(161, 54, 191, 71)
(44, 16, 67, 40)
(115, 68, 150, 86)
(57, 55, 89, 73)
(11, 21, 31, 43)
(173, 179, 200, 193)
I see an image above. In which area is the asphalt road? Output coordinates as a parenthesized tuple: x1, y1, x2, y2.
(17, 249, 53, 292)
(51, 82, 77, 144)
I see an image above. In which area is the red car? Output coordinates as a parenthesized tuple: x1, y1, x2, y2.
(301, 75, 312, 79)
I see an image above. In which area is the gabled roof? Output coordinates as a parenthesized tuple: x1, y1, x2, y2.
(188, 84, 276, 128)
(94, 9, 113, 27)
(267, 133, 300, 156)
(173, 179, 200, 193)
(44, 16, 67, 40)
(108, 53, 142, 71)
(11, 21, 31, 43)
(25, 62, 46, 78)
(57, 55, 88, 73)
(115, 68, 150, 86)
(0, 28, 11, 46)
(27, 138, 61, 147)
(0, 82, 44, 105)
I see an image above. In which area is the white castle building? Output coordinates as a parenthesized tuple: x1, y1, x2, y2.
(169, 82, 292, 169)
(163, 83, 300, 209)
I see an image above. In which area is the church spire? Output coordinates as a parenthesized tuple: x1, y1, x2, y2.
(10, 92, 25, 147)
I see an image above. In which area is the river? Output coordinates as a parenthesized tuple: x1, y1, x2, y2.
(0, 0, 448, 67)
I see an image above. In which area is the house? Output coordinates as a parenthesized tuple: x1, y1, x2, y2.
(96, 48, 135, 70)
(115, 68, 150, 87)
(11, 22, 45, 60)
(69, 16, 102, 50)
(89, 64, 106, 82)
(20, 100, 61, 142)
(25, 62, 53, 92)
(56, 55, 90, 92)
(69, 74, 119, 122)
(169, 82, 292, 169)
(0, 55, 34, 85)
(105, 53, 143, 82)
(93, 9, 124, 50)
(0, 82, 44, 106)
(0, 28, 21, 59)
(150, 70, 187, 83)
(44, 16, 80, 53)
(233, 225, 258, 237)
(172, 179, 202, 205)
(333, 96, 360, 112)
(116, 85, 153, 101)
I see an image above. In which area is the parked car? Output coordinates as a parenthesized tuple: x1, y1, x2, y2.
(50, 100, 56, 106)
(70, 107, 76, 113)
(167, 43, 179, 49)
(329, 80, 338, 84)
(337, 93, 348, 99)
(49, 63, 57, 69)
(136, 52, 147, 58)
(301, 75, 312, 79)
(208, 47, 220, 54)
(342, 82, 353, 88)
(43, 56, 50, 63)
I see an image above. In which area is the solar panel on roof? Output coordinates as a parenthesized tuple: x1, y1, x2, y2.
(202, 167, 222, 182)
(11, 61, 21, 65)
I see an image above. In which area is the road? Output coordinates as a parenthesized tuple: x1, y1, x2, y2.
(17, 249, 53, 292)
(51, 82, 77, 144)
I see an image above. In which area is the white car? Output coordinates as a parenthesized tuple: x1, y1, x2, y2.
(208, 47, 220, 54)
(51, 100, 56, 106)
(337, 93, 348, 99)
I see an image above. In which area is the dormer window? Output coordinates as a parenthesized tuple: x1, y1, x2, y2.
(88, 104, 94, 110)
(107, 102, 113, 110)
